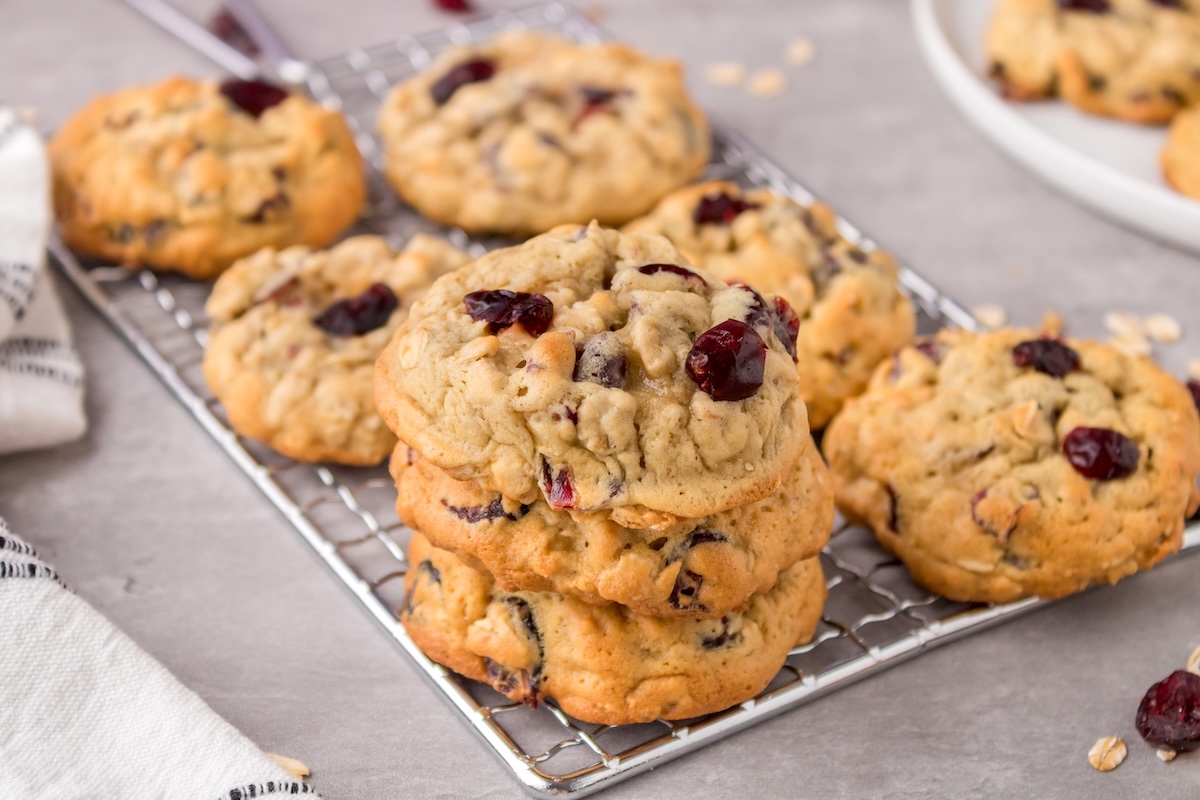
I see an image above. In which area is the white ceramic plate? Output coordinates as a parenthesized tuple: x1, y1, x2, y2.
(911, 0, 1200, 254)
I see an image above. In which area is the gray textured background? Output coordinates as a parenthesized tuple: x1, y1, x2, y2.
(3, 0, 1200, 797)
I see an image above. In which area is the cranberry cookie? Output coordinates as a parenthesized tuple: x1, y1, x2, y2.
(391, 440, 832, 618)
(204, 234, 467, 465)
(50, 76, 366, 279)
(1163, 105, 1200, 199)
(375, 223, 807, 525)
(986, 0, 1200, 124)
(400, 532, 826, 725)
(625, 181, 915, 428)
(823, 328, 1200, 603)
(376, 31, 709, 235)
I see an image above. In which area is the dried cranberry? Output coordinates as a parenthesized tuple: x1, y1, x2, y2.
(430, 58, 495, 105)
(700, 617, 738, 649)
(669, 569, 704, 611)
(207, 9, 260, 58)
(434, 0, 474, 11)
(1062, 426, 1139, 480)
(913, 340, 943, 364)
(686, 319, 767, 402)
(1187, 379, 1200, 413)
(693, 192, 760, 226)
(885, 483, 899, 532)
(572, 86, 620, 128)
(540, 460, 575, 509)
(1057, 0, 1109, 10)
(637, 263, 704, 284)
(219, 78, 289, 118)
(667, 530, 727, 564)
(313, 283, 398, 336)
(771, 297, 800, 361)
(573, 333, 626, 389)
(731, 283, 771, 329)
(1136, 671, 1200, 752)
(1012, 339, 1080, 378)
(442, 497, 529, 523)
(464, 290, 553, 336)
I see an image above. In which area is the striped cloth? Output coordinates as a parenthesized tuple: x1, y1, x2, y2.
(0, 106, 85, 455)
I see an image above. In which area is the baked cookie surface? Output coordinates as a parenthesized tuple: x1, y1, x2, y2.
(375, 223, 808, 524)
(377, 31, 710, 235)
(400, 532, 826, 725)
(391, 439, 833, 618)
(1163, 106, 1200, 199)
(204, 234, 468, 465)
(625, 181, 915, 428)
(50, 76, 366, 279)
(986, 0, 1200, 124)
(823, 328, 1200, 603)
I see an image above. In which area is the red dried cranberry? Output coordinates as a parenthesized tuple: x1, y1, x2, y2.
(693, 193, 760, 226)
(430, 58, 495, 105)
(1012, 339, 1080, 378)
(464, 290, 553, 336)
(434, 0, 474, 11)
(219, 78, 289, 118)
(686, 319, 767, 401)
(1057, 0, 1109, 10)
(1136, 670, 1200, 752)
(771, 297, 800, 361)
(540, 460, 576, 509)
(885, 483, 899, 532)
(572, 86, 620, 128)
(313, 283, 398, 336)
(700, 617, 738, 649)
(637, 263, 704, 284)
(913, 340, 944, 364)
(731, 283, 771, 329)
(669, 569, 705, 612)
(1062, 426, 1139, 480)
(1187, 379, 1200, 413)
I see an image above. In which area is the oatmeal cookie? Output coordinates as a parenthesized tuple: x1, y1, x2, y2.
(204, 234, 467, 465)
(625, 181, 915, 427)
(377, 31, 709, 234)
(400, 532, 826, 725)
(1163, 105, 1200, 199)
(50, 76, 366, 279)
(375, 223, 808, 525)
(823, 328, 1200, 603)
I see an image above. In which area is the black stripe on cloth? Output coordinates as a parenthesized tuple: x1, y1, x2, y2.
(216, 781, 318, 799)
(0, 259, 37, 320)
(0, 337, 83, 388)
(0, 560, 59, 581)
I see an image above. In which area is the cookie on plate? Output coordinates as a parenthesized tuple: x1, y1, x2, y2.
(375, 223, 808, 526)
(391, 438, 832, 618)
(50, 76, 366, 279)
(823, 328, 1200, 603)
(376, 31, 710, 235)
(624, 181, 916, 428)
(400, 532, 826, 725)
(204, 234, 468, 465)
(1163, 105, 1200, 199)
(985, 0, 1200, 124)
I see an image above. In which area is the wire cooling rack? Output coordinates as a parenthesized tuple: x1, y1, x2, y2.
(52, 3, 1200, 797)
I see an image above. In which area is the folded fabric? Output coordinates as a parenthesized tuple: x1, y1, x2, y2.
(0, 106, 86, 455)
(0, 517, 321, 799)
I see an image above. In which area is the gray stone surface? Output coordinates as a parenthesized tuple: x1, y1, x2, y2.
(2, 0, 1200, 797)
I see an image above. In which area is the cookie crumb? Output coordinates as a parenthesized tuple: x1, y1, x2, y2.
(266, 752, 310, 779)
(1157, 747, 1178, 763)
(785, 37, 816, 66)
(706, 62, 747, 87)
(1040, 311, 1065, 337)
(747, 69, 787, 98)
(1104, 311, 1143, 340)
(1087, 736, 1127, 772)
(1187, 644, 1200, 676)
(582, 3, 606, 22)
(972, 304, 1007, 330)
(1144, 313, 1182, 343)
(1110, 333, 1152, 358)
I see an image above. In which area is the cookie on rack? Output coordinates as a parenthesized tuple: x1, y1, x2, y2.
(375, 223, 808, 525)
(49, 76, 366, 280)
(624, 180, 915, 428)
(376, 31, 710, 235)
(391, 438, 833, 618)
(985, 0, 1200, 124)
(1163, 106, 1200, 199)
(400, 532, 826, 725)
(822, 327, 1200, 604)
(204, 234, 468, 465)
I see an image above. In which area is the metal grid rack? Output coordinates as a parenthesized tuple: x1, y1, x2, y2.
(51, 3, 1200, 797)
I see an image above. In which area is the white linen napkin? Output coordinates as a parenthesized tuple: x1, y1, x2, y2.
(0, 517, 321, 799)
(0, 106, 85, 455)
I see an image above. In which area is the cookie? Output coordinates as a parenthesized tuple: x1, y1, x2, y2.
(985, 0, 1200, 124)
(50, 76, 366, 279)
(1163, 105, 1200, 199)
(823, 328, 1200, 603)
(375, 223, 808, 525)
(204, 234, 468, 465)
(376, 31, 710, 235)
(624, 181, 915, 428)
(391, 437, 832, 618)
(400, 532, 826, 725)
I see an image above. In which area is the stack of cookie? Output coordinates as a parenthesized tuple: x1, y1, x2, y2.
(374, 223, 835, 724)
